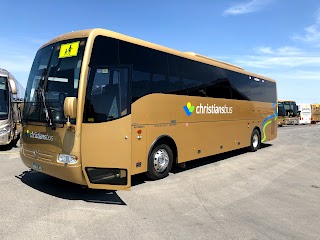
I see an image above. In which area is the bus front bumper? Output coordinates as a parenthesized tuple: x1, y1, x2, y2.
(285, 119, 298, 125)
(20, 145, 87, 186)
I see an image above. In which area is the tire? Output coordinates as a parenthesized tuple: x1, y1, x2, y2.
(146, 143, 173, 180)
(249, 129, 260, 152)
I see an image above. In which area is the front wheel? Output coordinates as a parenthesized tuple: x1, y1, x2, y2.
(249, 129, 260, 152)
(146, 144, 173, 180)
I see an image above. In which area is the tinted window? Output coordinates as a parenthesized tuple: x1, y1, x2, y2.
(90, 36, 119, 66)
(278, 102, 285, 116)
(0, 77, 8, 119)
(131, 70, 150, 102)
(228, 72, 251, 100)
(89, 36, 277, 103)
(168, 55, 205, 96)
(206, 79, 232, 99)
(119, 41, 168, 102)
(228, 72, 276, 102)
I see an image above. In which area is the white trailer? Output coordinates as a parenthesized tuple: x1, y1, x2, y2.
(297, 103, 311, 125)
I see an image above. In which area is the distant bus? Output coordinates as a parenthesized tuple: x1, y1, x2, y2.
(297, 103, 311, 125)
(0, 68, 24, 146)
(277, 100, 299, 126)
(311, 104, 320, 124)
(20, 28, 277, 190)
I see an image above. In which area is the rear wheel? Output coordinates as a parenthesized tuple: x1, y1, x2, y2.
(249, 129, 260, 152)
(146, 143, 173, 180)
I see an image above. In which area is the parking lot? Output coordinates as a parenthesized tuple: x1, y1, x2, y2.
(1, 125, 320, 240)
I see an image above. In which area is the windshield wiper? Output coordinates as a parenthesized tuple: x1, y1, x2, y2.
(37, 68, 55, 129)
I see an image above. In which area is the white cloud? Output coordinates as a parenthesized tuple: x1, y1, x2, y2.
(223, 0, 272, 16)
(255, 46, 304, 56)
(0, 38, 36, 87)
(234, 55, 320, 68)
(292, 8, 320, 46)
(270, 70, 320, 81)
(0, 56, 33, 73)
(0, 38, 37, 67)
(215, 45, 320, 102)
(218, 46, 320, 69)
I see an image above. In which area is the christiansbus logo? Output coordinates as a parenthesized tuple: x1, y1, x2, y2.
(26, 130, 54, 141)
(183, 102, 233, 116)
(183, 102, 195, 116)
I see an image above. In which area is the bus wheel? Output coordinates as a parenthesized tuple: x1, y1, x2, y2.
(146, 143, 173, 180)
(249, 129, 260, 152)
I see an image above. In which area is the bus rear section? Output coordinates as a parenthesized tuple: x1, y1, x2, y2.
(311, 104, 320, 124)
(297, 103, 311, 125)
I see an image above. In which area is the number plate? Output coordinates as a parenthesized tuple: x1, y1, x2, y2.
(32, 163, 42, 172)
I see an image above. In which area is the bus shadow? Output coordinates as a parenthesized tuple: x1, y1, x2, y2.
(131, 144, 273, 187)
(0, 142, 19, 151)
(171, 144, 272, 174)
(15, 170, 126, 205)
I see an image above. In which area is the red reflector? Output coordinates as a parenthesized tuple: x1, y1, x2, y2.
(137, 129, 142, 134)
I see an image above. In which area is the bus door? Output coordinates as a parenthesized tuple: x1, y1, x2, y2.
(81, 66, 132, 190)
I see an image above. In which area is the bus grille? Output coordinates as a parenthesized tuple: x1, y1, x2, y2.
(23, 147, 55, 162)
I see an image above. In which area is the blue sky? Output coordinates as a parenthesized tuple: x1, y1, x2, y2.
(0, 0, 319, 103)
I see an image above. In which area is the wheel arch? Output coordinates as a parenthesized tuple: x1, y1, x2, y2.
(148, 135, 178, 167)
(253, 126, 262, 139)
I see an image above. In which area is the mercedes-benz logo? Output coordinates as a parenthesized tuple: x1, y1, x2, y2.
(33, 150, 38, 159)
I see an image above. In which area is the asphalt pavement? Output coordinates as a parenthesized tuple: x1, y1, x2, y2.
(0, 124, 319, 240)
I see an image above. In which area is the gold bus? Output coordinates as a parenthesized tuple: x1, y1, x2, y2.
(277, 100, 299, 126)
(20, 28, 277, 190)
(311, 104, 320, 123)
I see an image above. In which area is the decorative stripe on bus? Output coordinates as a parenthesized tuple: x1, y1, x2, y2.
(261, 103, 277, 143)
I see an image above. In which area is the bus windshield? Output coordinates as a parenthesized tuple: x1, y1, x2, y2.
(23, 39, 86, 125)
(0, 77, 9, 120)
(277, 102, 285, 117)
(283, 101, 298, 117)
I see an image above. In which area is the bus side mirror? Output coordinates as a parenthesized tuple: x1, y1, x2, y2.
(8, 77, 17, 94)
(64, 97, 77, 119)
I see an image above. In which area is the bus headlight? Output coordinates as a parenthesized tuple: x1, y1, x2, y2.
(58, 154, 78, 164)
(0, 125, 10, 135)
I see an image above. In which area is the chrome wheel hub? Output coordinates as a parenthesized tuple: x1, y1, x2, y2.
(153, 149, 169, 173)
(252, 134, 259, 148)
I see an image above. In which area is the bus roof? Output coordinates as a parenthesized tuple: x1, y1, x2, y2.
(0, 68, 25, 99)
(40, 28, 276, 83)
(0, 68, 9, 77)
